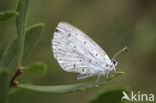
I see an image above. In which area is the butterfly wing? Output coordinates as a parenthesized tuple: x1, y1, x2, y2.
(52, 22, 112, 75)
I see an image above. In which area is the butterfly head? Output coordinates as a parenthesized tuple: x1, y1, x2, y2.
(108, 47, 128, 71)
(111, 46, 128, 67)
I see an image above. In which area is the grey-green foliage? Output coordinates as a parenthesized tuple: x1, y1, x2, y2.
(0, 22, 44, 76)
(23, 61, 47, 75)
(16, 0, 30, 66)
(0, 0, 32, 76)
(0, 23, 44, 102)
(0, 23, 44, 103)
(0, 23, 44, 77)
(17, 72, 124, 94)
(0, 38, 18, 74)
(0, 11, 18, 21)
(23, 23, 44, 61)
(0, 0, 44, 103)
(89, 88, 129, 103)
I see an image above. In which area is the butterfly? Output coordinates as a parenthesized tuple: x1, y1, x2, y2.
(52, 22, 128, 83)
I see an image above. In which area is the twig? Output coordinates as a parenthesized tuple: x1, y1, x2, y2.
(10, 67, 22, 86)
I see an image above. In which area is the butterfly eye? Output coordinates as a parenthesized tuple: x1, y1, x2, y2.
(112, 59, 117, 65)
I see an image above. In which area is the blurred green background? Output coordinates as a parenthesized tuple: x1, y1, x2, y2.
(0, 0, 156, 103)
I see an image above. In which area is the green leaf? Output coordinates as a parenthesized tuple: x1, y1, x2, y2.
(0, 23, 44, 76)
(0, 69, 9, 103)
(16, 0, 30, 66)
(89, 87, 129, 103)
(23, 23, 44, 60)
(0, 38, 18, 68)
(23, 62, 47, 75)
(17, 72, 124, 94)
(0, 38, 18, 76)
(0, 11, 18, 21)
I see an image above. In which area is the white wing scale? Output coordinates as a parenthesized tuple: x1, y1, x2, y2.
(52, 22, 112, 76)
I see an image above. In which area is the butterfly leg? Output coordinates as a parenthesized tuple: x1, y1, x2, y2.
(96, 73, 101, 84)
(113, 67, 116, 72)
(106, 72, 109, 78)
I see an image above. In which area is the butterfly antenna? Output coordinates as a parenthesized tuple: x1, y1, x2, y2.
(112, 46, 128, 60)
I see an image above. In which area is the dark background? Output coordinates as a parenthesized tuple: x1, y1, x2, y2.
(0, 0, 156, 103)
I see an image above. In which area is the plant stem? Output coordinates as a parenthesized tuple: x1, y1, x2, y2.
(10, 67, 22, 86)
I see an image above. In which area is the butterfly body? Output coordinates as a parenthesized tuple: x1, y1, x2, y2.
(52, 22, 118, 80)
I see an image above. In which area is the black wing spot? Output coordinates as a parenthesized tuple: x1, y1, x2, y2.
(59, 59, 62, 60)
(106, 64, 108, 67)
(73, 50, 75, 52)
(55, 28, 59, 32)
(96, 53, 98, 56)
(79, 60, 82, 62)
(74, 46, 76, 48)
(89, 60, 91, 62)
(82, 69, 84, 72)
(68, 34, 71, 37)
(84, 41, 86, 44)
(74, 64, 76, 68)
